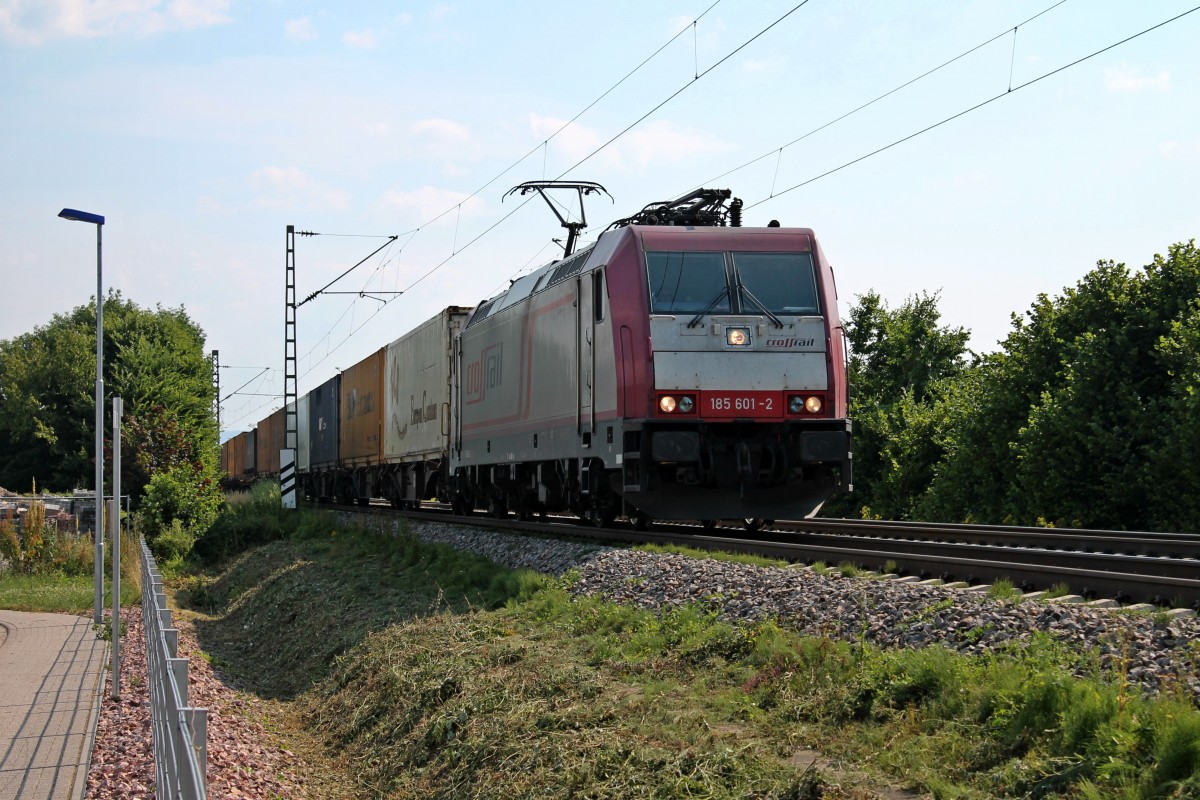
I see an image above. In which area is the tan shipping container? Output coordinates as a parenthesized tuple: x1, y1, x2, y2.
(255, 407, 286, 476)
(339, 348, 385, 467)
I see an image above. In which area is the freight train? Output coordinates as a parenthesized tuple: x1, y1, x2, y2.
(221, 188, 852, 527)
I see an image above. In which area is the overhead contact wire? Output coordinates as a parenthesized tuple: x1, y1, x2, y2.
(690, 0, 1071, 193)
(747, 4, 1200, 210)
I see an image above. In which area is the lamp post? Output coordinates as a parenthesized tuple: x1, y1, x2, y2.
(58, 207, 106, 626)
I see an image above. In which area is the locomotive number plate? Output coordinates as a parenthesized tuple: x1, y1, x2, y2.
(702, 391, 783, 418)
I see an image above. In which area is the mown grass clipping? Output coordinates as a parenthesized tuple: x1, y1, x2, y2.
(184, 494, 1200, 799)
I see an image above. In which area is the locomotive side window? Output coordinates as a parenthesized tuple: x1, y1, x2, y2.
(646, 251, 730, 314)
(593, 269, 606, 323)
(733, 252, 819, 315)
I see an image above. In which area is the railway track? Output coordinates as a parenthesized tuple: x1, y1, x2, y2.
(334, 501, 1200, 609)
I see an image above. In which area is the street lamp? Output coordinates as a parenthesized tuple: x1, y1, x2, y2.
(58, 207, 106, 625)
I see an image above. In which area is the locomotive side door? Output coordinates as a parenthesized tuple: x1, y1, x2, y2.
(576, 272, 596, 443)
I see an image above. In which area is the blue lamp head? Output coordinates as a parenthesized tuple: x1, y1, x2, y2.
(58, 208, 105, 225)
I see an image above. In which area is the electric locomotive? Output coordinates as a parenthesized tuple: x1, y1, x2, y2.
(450, 186, 851, 526)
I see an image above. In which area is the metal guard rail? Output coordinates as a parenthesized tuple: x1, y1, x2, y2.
(140, 537, 208, 799)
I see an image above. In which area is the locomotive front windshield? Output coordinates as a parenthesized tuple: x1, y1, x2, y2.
(647, 252, 731, 315)
(733, 252, 819, 315)
(646, 250, 819, 316)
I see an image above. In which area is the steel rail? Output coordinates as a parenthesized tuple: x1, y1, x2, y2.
(337, 503, 1200, 608)
(779, 518, 1200, 558)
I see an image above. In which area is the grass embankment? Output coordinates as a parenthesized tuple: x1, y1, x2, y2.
(179, 489, 1200, 799)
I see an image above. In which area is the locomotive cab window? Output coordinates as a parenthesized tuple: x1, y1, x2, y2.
(646, 251, 730, 315)
(732, 252, 819, 315)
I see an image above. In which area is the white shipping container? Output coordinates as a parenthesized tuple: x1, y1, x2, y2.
(384, 307, 471, 463)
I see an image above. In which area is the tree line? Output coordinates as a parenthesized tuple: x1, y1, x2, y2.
(829, 240, 1200, 534)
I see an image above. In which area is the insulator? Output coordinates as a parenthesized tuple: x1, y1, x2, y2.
(729, 198, 743, 227)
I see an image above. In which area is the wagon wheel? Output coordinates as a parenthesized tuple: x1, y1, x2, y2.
(451, 489, 474, 516)
(742, 518, 764, 532)
(701, 520, 717, 532)
(629, 510, 653, 531)
(487, 494, 509, 519)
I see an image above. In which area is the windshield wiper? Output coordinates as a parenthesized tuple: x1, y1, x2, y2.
(739, 286, 785, 328)
(687, 287, 730, 328)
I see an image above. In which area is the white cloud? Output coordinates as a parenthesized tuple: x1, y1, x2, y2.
(666, 15, 691, 37)
(527, 114, 730, 172)
(167, 0, 228, 28)
(381, 186, 484, 224)
(950, 170, 990, 188)
(393, 12, 413, 26)
(1105, 63, 1170, 93)
(342, 28, 376, 48)
(247, 166, 349, 211)
(0, 0, 230, 45)
(529, 113, 620, 170)
(284, 16, 315, 41)
(363, 122, 390, 137)
(410, 118, 470, 142)
(1159, 141, 1200, 160)
(621, 120, 733, 168)
(407, 118, 478, 162)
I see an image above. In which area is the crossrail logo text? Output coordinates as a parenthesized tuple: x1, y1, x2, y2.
(465, 343, 503, 404)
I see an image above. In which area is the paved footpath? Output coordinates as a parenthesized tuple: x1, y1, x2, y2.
(0, 611, 107, 800)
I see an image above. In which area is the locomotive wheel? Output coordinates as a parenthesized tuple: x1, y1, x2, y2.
(629, 511, 653, 531)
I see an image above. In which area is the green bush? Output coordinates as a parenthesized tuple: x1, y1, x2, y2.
(137, 462, 222, 549)
(192, 481, 295, 564)
(150, 519, 196, 567)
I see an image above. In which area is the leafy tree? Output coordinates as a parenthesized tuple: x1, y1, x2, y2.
(829, 291, 970, 519)
(925, 241, 1200, 531)
(0, 291, 220, 539)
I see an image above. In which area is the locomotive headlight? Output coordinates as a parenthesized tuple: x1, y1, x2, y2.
(677, 395, 695, 413)
(788, 395, 824, 414)
(659, 395, 678, 413)
(726, 327, 750, 347)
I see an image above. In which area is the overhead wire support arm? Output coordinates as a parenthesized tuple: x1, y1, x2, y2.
(298, 235, 399, 307)
(505, 181, 611, 257)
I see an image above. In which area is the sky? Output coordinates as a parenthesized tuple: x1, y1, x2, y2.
(2, 0, 1197, 436)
